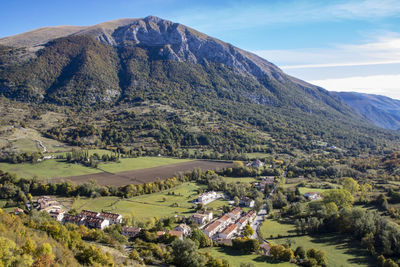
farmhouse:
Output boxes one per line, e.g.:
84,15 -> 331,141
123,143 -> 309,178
37,196 -> 60,211
49,209 -> 65,222
219,224 -> 238,239
168,230 -> 184,240
99,211 -> 123,224
191,210 -> 213,225
304,192 -> 322,200
197,191 -> 222,205
122,226 -> 141,237
174,224 -> 192,236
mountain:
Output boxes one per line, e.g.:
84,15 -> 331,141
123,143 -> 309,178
336,92 -> 400,131
0,16 -> 398,154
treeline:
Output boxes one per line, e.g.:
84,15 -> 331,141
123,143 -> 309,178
0,152 -> 43,164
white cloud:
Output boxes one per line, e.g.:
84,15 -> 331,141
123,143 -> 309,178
310,74 -> 400,99
254,35 -> 400,68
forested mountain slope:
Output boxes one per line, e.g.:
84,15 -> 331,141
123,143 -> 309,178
0,16 -> 398,154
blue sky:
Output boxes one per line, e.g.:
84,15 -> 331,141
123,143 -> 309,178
1,0 -> 400,99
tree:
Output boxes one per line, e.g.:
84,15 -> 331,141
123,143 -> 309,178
171,239 -> 206,267
342,178 -> 360,195
307,248 -> 327,267
243,224 -> 254,237
322,189 -> 353,209
191,228 -> 212,248
294,246 -> 306,259
234,196 -> 240,206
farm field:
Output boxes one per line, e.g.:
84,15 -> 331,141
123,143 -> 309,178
201,247 -> 295,267
71,182 -> 204,221
97,157 -> 192,173
261,219 -> 375,266
0,159 -> 101,179
58,160 -> 233,186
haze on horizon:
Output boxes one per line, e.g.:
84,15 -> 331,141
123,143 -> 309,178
1,0 -> 399,99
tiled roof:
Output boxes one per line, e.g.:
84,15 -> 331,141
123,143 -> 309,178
205,220 -> 222,232
80,210 -> 99,217
122,226 -> 141,233
168,230 -> 183,238
221,224 -> 237,235
99,211 -> 121,219
219,214 -> 231,222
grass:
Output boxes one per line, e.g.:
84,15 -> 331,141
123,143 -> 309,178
201,247 -> 295,267
245,152 -> 271,159
0,155 -> 192,180
98,157 -> 192,173
260,219 -> 375,267
0,159 -> 101,179
260,219 -> 296,238
71,182 -> 204,221
221,177 -> 258,183
298,187 -> 329,195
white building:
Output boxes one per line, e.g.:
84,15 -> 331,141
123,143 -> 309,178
99,211 -> 123,224
197,191 -> 221,205
202,220 -> 223,238
219,224 -> 238,239
304,192 -> 322,200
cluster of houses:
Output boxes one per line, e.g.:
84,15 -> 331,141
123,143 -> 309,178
201,207 -> 256,240
63,210 -> 123,230
196,191 -> 223,205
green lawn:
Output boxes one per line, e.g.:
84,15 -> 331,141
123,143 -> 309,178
98,157 -> 192,173
201,247 -> 295,267
205,199 -> 231,211
0,156 -> 192,180
261,219 -> 375,266
260,219 -> 296,238
72,182 -> 204,221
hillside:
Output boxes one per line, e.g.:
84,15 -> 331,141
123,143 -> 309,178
337,92 -> 400,131
0,16 -> 399,155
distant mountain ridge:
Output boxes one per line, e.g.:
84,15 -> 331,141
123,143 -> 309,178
336,92 -> 400,131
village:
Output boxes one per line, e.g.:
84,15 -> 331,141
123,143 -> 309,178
22,171 -> 322,249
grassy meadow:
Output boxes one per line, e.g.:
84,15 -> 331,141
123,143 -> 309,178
71,182 -> 204,221
260,219 -> 375,267
201,247 -> 295,267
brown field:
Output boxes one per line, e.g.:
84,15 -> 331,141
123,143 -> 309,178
49,160 -> 233,186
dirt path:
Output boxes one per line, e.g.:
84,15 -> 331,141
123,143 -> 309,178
49,160 -> 233,186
